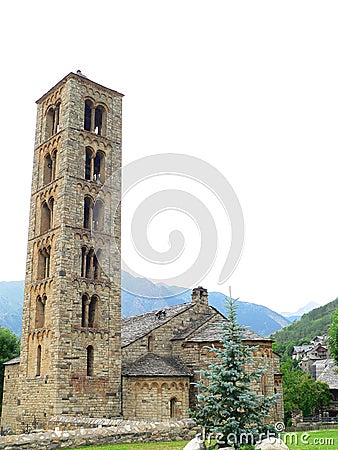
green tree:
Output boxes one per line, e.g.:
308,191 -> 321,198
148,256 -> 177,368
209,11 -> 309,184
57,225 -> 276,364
191,299 -> 278,449
281,358 -> 331,423
0,327 -> 20,412
328,308 -> 338,366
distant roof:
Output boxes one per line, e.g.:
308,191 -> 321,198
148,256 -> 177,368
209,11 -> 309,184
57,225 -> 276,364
3,356 -> 20,365
318,359 -> 338,389
293,345 -> 313,353
121,303 -> 194,347
122,353 -> 192,377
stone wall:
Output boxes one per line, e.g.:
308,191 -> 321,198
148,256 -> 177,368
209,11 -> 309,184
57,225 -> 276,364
0,419 -> 197,450
122,376 -> 190,421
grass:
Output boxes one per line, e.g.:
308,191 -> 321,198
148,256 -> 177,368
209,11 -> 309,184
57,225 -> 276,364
67,429 -> 338,449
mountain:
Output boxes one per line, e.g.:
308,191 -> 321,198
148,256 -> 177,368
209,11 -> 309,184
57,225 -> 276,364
271,297 -> 338,347
122,273 -> 290,336
0,274 -> 290,337
281,301 -> 320,322
0,281 -> 24,335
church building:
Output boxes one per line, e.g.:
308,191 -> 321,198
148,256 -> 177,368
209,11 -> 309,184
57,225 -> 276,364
1,73 -> 283,432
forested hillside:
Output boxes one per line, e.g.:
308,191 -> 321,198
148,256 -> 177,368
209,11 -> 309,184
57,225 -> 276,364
271,297 -> 338,357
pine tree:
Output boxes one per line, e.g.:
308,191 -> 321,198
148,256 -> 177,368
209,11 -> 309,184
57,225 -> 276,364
191,298 -> 279,449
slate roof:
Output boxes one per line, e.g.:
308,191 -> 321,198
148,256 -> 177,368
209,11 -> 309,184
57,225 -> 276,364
3,356 -> 20,365
171,313 -> 216,340
317,359 -> 338,389
185,317 -> 268,343
122,352 -> 193,377
121,303 -> 194,347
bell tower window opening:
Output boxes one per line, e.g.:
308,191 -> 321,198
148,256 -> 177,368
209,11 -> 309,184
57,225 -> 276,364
88,295 -> 98,328
93,249 -> 101,279
94,106 -> 105,135
51,149 -> 57,180
84,196 -> 93,229
41,198 -> 54,234
35,295 -> 46,328
38,247 -> 50,280
93,199 -> 104,231
94,151 -> 105,183
81,294 -> 90,327
81,247 -> 87,277
46,102 -> 60,139
43,154 -> 52,185
85,147 -> 93,180
84,100 -> 94,131
85,248 -> 94,278
87,345 -> 94,376
36,345 -> 42,376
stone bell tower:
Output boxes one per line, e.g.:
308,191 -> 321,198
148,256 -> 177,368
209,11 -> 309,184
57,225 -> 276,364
1,72 -> 123,431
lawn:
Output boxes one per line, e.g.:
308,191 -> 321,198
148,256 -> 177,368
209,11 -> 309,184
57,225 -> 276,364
67,429 -> 338,449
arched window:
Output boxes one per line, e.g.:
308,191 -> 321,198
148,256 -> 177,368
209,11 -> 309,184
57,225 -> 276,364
35,295 -> 46,328
38,247 -> 50,280
46,103 -> 60,138
93,249 -> 101,279
43,154 -> 52,185
147,335 -> 154,352
83,196 -> 93,229
83,100 -> 106,136
87,345 -> 94,376
88,295 -> 98,328
82,294 -> 99,328
94,151 -> 105,183
93,199 -> 104,231
51,149 -> 57,180
85,147 -> 93,180
94,106 -> 105,135
81,294 -> 90,327
81,247 -> 87,277
41,201 -> 51,233
169,398 -> 177,419
36,345 -> 42,376
84,100 -> 94,131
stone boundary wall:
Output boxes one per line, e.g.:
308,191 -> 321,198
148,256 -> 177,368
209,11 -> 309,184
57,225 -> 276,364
287,422 -> 338,432
0,419 -> 198,450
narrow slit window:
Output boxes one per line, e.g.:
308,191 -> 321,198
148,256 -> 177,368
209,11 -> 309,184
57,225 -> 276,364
87,345 -> 94,376
36,345 -> 42,376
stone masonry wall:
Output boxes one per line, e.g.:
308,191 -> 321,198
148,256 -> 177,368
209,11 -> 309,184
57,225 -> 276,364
0,420 -> 197,450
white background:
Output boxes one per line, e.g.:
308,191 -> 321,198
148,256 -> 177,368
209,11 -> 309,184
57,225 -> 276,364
1,1 -> 338,313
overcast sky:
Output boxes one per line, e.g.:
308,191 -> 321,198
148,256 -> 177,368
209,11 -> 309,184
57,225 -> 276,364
1,1 -> 338,314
